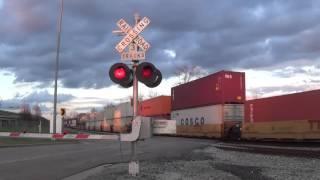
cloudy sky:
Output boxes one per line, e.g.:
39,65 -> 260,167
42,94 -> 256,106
0,0 -> 320,114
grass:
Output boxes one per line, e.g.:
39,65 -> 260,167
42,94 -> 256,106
0,137 -> 78,146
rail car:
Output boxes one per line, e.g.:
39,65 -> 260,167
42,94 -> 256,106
242,90 -> 320,140
64,102 -> 134,133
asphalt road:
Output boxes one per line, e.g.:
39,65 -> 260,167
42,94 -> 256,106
0,137 -> 213,180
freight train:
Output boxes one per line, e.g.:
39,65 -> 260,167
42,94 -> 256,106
63,70 -> 320,140
64,102 -> 134,133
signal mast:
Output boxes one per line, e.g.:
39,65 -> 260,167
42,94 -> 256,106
111,13 -> 161,176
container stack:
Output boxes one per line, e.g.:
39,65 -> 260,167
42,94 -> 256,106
81,102 -> 133,133
139,96 -> 176,135
102,105 -> 116,132
171,70 -> 245,138
139,96 -> 171,120
243,90 -> 320,140
113,102 -> 133,132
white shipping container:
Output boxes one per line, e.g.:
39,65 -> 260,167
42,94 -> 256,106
171,104 -> 244,126
85,121 -> 89,130
153,120 -> 176,135
113,102 -> 133,130
96,112 -> 104,121
114,102 -> 133,118
104,105 -> 116,119
94,120 -> 101,130
103,102 -> 133,121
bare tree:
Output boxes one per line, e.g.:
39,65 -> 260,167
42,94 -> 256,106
174,65 -> 207,85
69,110 -> 78,118
91,107 -> 97,113
32,104 -> 42,117
20,103 -> 31,114
127,93 -> 144,104
104,103 -> 115,111
250,88 -> 263,99
20,103 -> 32,121
147,90 -> 159,99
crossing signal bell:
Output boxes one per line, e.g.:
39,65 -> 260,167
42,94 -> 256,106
109,62 -> 162,88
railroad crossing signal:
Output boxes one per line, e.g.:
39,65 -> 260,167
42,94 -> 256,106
110,13 -> 161,176
116,18 -> 150,52
111,13 -> 162,88
115,17 -> 151,53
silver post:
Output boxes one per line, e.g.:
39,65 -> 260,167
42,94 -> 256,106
39,118 -> 42,133
132,62 -> 138,159
53,0 -> 64,134
128,13 -> 141,176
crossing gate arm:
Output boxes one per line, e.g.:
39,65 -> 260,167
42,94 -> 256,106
0,132 -> 119,140
0,116 -> 146,141
0,132 -> 53,139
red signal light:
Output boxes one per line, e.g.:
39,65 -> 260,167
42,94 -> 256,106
109,62 -> 161,88
114,67 -> 126,80
142,66 -> 152,78
136,62 -> 162,88
109,63 -> 133,88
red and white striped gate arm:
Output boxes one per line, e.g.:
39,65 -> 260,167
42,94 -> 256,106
0,132 -> 119,140
0,116 -> 143,141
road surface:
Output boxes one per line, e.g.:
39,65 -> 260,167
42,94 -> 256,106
1,137 -> 320,180
0,137 -> 212,180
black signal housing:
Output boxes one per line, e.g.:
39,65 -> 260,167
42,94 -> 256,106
136,62 -> 162,88
109,63 -> 133,88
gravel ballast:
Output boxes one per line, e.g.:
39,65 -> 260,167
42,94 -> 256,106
82,144 -> 320,180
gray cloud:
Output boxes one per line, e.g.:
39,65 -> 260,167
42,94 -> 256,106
0,90 -> 74,110
273,66 -> 320,78
1,0 -> 320,89
250,85 -> 306,95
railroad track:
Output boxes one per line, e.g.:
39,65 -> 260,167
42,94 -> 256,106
214,141 -> 320,158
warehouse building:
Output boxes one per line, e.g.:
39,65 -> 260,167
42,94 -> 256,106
0,110 -> 20,130
0,110 -> 50,133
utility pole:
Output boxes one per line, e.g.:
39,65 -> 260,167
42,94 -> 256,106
53,0 -> 64,134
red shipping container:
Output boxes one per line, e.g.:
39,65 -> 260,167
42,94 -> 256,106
171,70 -> 245,110
139,96 -> 171,117
245,89 -> 320,123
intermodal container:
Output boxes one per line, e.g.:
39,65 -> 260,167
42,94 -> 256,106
153,120 -> 176,135
171,70 -> 245,111
104,105 -> 116,120
139,96 -> 171,117
171,104 -> 244,137
245,89 -> 320,123
113,102 -> 133,132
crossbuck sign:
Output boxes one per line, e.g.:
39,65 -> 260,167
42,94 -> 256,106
114,16 -> 151,60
